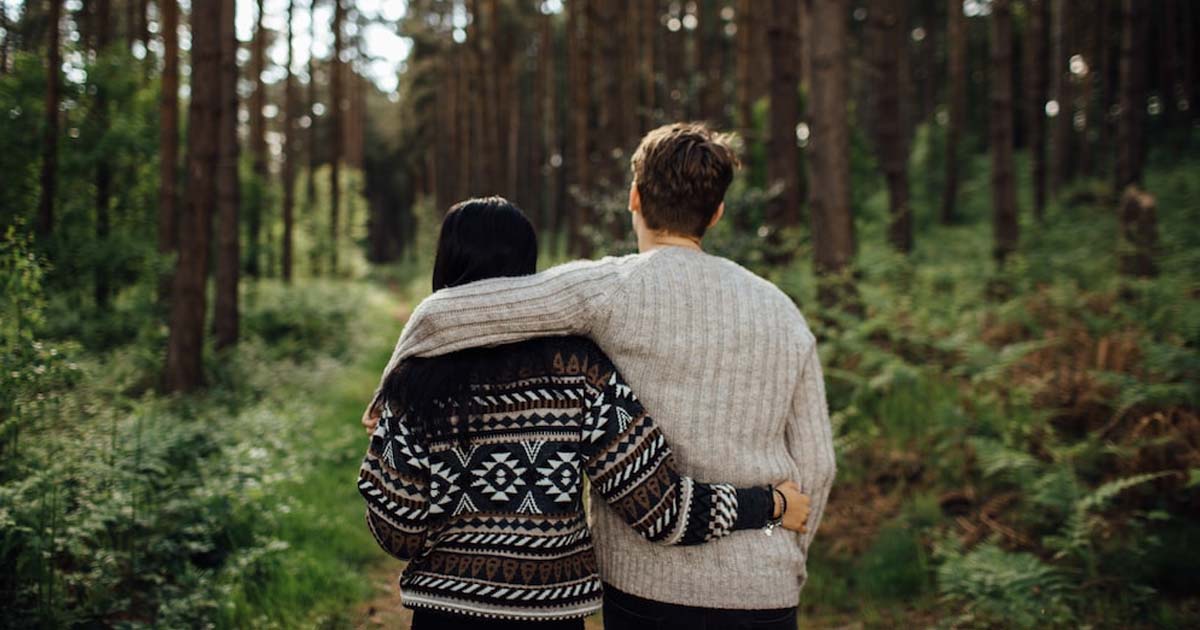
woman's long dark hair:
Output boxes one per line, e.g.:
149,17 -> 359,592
380,197 -> 538,443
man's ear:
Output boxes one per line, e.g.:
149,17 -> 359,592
629,182 -> 641,214
708,202 -> 725,228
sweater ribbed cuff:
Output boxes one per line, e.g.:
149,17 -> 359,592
732,486 -> 773,530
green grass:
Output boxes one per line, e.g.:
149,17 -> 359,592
222,332 -> 398,628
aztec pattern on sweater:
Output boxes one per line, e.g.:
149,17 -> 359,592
358,337 -> 768,621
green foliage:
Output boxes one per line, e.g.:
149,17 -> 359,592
936,542 -> 1075,629
0,279 -> 397,627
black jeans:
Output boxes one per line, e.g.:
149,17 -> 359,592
411,608 -> 585,630
602,583 -> 797,630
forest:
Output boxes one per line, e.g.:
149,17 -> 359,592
1,0 -> 1198,627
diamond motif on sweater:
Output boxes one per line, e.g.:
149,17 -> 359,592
471,452 -> 528,501
427,461 -> 461,515
536,452 -> 580,503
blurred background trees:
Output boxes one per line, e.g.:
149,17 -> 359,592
1,0 -> 1198,627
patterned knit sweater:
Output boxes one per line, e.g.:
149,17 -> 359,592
358,337 -> 773,621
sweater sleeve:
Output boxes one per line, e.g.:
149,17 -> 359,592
785,336 -> 838,552
580,360 -> 774,546
358,404 -> 431,561
366,256 -> 641,416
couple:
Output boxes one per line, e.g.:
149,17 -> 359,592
358,123 -> 836,630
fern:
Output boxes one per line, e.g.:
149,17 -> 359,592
937,543 -> 1075,629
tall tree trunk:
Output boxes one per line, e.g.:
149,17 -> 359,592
282,0 -> 296,282
94,0 -> 113,309
1026,0 -> 1049,220
941,0 -> 965,224
1114,0 -> 1146,189
697,0 -> 726,125
990,0 -> 1019,265
808,0 -> 856,307
542,13 -> 561,238
247,0 -> 267,277
530,11 -> 549,231
767,0 -> 801,229
869,0 -> 911,252
214,0 -> 239,349
640,0 -> 658,133
1049,0 -> 1074,194
306,0 -> 319,275
329,0 -> 344,273
137,0 -> 148,51
157,0 -> 179,289
567,0 -> 592,257
663,0 -> 686,120
735,0 -> 756,144
1160,0 -> 1179,143
165,0 -> 219,392
37,0 -> 61,237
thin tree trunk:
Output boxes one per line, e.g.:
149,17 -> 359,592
941,0 -> 965,224
1027,0 -> 1048,220
307,0 -> 318,274
1114,0 -> 1146,189
567,0 -> 592,257
157,0 -> 179,291
282,0 -> 296,282
248,0 -> 267,277
165,0 -> 219,392
1049,0 -> 1074,194
767,0 -> 801,229
736,0 -> 755,144
329,0 -> 344,273
94,0 -> 113,309
698,0 -> 725,125
214,0 -> 239,349
640,0 -> 657,133
37,0 -> 61,237
990,0 -> 1019,265
870,0 -> 911,252
808,0 -> 856,307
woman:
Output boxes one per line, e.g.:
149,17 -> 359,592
358,197 -> 809,629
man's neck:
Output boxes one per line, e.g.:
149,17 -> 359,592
638,231 -> 703,253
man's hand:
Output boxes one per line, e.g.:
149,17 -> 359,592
361,404 -> 381,435
772,480 -> 812,533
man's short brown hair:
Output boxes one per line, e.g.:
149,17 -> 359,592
630,122 -> 739,238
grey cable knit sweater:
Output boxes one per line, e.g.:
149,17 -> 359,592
372,246 -> 836,610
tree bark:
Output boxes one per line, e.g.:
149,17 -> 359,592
1026,0 -> 1049,220
1049,0 -> 1074,194
869,0 -> 911,252
165,0 -> 219,392
736,0 -> 755,144
329,0 -> 344,273
990,0 -> 1019,265
697,0 -> 726,125
214,0 -> 239,349
247,0 -> 267,277
808,0 -> 856,307
307,0 -> 319,274
94,0 -> 113,309
157,0 -> 179,287
37,0 -> 61,237
640,0 -> 658,133
941,0 -> 965,224
767,0 -> 801,229
567,0 -> 592,257
282,0 -> 296,282
1114,0 -> 1145,189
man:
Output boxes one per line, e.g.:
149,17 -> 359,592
364,123 -> 836,629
